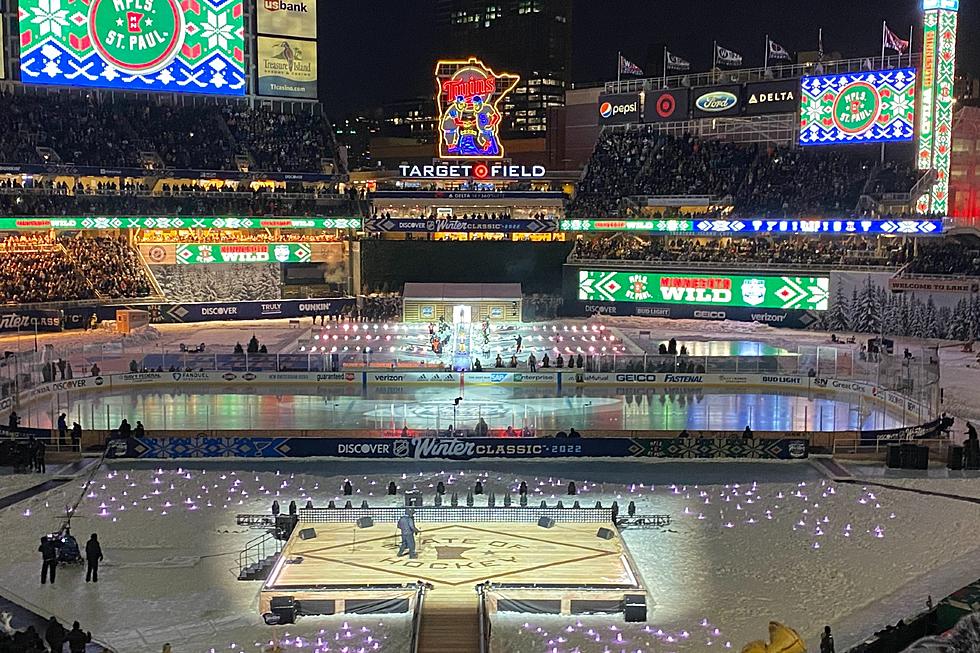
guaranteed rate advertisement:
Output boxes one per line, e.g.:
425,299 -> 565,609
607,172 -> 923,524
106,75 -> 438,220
578,270 -> 830,311
800,68 -> 916,145
18,0 -> 246,95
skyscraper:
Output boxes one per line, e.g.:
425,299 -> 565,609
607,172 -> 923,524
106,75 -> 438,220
436,0 -> 572,136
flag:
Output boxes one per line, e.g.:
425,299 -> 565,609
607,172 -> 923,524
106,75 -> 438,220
818,28 -> 824,61
619,55 -> 644,76
715,44 -> 742,67
665,51 -> 691,71
883,23 -> 910,53
768,39 -> 791,61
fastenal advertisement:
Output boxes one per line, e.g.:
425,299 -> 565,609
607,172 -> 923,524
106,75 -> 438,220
256,36 -> 317,98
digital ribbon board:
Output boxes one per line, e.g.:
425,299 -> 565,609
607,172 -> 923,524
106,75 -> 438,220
559,218 -> 942,236
0,217 -> 361,231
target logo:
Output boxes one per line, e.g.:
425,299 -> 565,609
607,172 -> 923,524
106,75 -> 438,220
656,93 -> 677,118
472,163 -> 490,179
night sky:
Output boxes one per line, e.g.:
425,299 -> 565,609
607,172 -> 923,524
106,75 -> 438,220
316,0 -> 980,114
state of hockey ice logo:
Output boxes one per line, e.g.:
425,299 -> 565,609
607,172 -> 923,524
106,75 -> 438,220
625,274 -> 652,301
274,245 -> 291,262
741,279 -> 767,306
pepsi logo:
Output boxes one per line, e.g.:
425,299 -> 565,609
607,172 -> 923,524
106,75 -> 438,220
599,102 -> 613,118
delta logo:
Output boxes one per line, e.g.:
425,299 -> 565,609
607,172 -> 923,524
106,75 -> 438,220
264,0 -> 309,12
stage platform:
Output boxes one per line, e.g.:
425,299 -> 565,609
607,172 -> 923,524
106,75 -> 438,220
260,508 -> 646,650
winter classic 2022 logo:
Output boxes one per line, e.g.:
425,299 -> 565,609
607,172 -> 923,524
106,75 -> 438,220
89,0 -> 185,75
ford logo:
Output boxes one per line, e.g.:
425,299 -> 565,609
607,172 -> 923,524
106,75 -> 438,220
696,91 -> 738,112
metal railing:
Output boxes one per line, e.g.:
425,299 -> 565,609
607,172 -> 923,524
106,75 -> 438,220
477,582 -> 491,653
297,506 -> 616,524
410,581 -> 429,653
568,256 -> 900,273
831,437 -> 951,459
238,531 -> 281,578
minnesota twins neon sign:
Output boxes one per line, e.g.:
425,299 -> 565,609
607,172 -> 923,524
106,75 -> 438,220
435,58 -> 520,159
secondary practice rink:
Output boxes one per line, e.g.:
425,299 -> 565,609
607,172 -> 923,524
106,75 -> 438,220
33,383 -> 903,432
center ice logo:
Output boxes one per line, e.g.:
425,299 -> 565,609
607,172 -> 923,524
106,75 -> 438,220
833,81 -> 881,134
89,0 -> 185,75
740,278 -> 767,306
625,274 -> 652,301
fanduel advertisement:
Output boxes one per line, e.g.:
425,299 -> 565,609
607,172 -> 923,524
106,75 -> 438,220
597,92 -> 641,125
800,68 -> 916,145
18,0 -> 246,95
256,0 -> 316,39
643,88 -> 690,122
578,270 -> 830,311
691,85 -> 742,117
744,79 -> 799,115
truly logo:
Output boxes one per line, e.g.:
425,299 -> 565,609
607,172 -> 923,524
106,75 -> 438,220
89,0 -> 185,75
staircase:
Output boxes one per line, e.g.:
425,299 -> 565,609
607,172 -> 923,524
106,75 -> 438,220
452,320 -> 473,371
238,532 -> 282,581
416,589 -> 482,653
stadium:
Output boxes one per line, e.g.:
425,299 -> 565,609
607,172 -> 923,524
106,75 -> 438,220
0,1 -> 980,652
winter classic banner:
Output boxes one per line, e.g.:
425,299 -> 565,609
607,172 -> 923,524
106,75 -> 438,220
578,271 -> 830,311
799,68 -> 916,145
18,0 -> 246,95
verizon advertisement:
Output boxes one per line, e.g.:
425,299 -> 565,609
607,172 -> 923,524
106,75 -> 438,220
744,80 -> 799,115
597,93 -> 641,125
644,88 -> 690,122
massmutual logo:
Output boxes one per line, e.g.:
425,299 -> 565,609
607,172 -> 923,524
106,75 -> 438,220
89,0 -> 184,75
695,91 -> 738,113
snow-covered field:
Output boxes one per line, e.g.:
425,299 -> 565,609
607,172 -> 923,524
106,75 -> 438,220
0,461 -> 978,653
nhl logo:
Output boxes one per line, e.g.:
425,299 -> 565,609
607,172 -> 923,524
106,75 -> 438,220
741,279 -> 767,306
392,440 -> 410,458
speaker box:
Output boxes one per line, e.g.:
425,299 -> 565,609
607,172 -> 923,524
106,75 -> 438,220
537,516 -> 555,529
886,445 -> 902,468
270,596 -> 296,624
404,490 -> 422,507
298,528 -> 317,540
948,445 -> 964,470
596,527 -> 615,540
356,517 -> 374,529
624,594 -> 646,622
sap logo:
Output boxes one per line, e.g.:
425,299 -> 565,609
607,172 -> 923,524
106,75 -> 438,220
201,307 -> 238,316
599,100 -> 637,118
489,373 -> 508,383
693,310 -> 727,319
751,313 -> 786,323
696,91 -> 738,112
615,374 -> 657,382
762,376 -> 801,385
664,374 -> 703,383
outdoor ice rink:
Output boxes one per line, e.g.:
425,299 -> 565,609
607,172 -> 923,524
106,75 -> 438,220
31,384 -> 904,433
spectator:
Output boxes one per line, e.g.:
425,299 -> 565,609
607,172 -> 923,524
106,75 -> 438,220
45,616 -> 67,653
66,621 -> 91,653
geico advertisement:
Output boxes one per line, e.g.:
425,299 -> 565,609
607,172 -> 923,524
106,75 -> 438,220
257,37 -> 318,99
257,0 -> 317,38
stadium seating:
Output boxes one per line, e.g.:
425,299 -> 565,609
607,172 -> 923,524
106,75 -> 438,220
569,127 -> 921,217
0,91 -> 337,174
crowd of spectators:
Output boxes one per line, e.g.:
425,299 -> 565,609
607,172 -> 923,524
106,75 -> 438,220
0,235 -> 155,304
360,294 -> 402,322
905,240 -> 980,276
569,127 -> 920,217
0,91 -> 337,174
570,234 -> 912,268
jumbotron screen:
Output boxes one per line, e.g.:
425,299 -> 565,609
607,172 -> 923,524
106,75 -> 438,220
799,68 -> 916,145
578,271 -> 830,311
18,0 -> 246,95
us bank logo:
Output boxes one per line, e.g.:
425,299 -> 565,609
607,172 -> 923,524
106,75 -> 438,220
89,0 -> 185,75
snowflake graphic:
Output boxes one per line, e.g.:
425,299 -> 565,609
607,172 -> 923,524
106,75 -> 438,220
802,97 -> 827,125
887,91 -> 913,119
30,0 -> 69,38
201,10 -> 233,50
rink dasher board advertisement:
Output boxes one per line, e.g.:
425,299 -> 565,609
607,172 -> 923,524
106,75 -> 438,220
572,300 -> 821,329
107,435 -> 810,461
64,298 -> 355,328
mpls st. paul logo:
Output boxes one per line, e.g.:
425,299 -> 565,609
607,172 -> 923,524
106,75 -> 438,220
89,0 -> 185,75
435,58 -> 519,159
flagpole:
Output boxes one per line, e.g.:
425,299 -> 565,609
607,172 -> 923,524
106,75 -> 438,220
818,28 -> 823,61
712,40 -> 717,74
881,21 -> 886,67
663,46 -> 668,89
908,25 -> 914,67
617,51 -> 621,84
764,34 -> 769,70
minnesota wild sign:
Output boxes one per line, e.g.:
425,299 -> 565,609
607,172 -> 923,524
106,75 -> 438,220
19,0 -> 245,94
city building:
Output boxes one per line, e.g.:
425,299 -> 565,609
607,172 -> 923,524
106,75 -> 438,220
435,0 -> 573,135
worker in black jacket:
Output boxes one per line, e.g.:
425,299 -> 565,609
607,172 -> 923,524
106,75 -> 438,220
66,621 -> 91,653
85,533 -> 103,583
45,616 -> 67,653
38,536 -> 58,584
